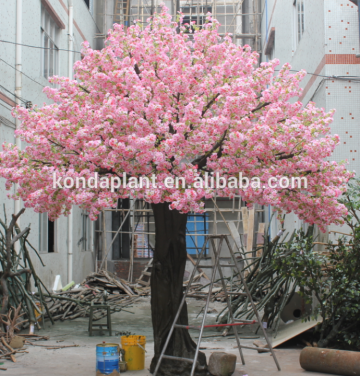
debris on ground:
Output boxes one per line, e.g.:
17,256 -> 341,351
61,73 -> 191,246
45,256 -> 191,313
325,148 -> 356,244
42,270 -> 140,322
135,260 -> 225,299
24,340 -> 79,350
252,340 -> 269,353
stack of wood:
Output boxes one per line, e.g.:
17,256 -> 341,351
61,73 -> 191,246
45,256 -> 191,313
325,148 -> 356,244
43,270 -> 139,322
83,270 -> 135,296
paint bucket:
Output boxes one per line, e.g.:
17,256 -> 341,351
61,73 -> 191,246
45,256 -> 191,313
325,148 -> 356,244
121,335 -> 146,371
96,343 -> 120,376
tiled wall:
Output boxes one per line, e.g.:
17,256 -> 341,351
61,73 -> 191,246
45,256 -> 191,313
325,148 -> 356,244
325,0 -> 360,175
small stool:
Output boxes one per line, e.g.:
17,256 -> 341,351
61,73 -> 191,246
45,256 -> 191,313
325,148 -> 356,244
88,302 -> 112,336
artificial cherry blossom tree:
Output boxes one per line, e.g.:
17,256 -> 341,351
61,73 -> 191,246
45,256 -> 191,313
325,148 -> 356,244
0,9 -> 352,376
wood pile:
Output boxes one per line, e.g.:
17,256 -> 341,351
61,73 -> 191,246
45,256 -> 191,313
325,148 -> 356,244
185,281 -> 236,302
133,259 -> 229,298
42,270 -> 140,322
0,305 -> 30,363
0,209 -> 53,327
84,270 -> 136,296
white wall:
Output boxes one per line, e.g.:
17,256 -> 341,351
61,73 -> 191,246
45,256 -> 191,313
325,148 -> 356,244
261,0 -> 360,239
0,0 -> 102,289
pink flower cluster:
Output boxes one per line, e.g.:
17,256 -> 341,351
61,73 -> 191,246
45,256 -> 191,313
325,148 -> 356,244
0,8 -> 353,230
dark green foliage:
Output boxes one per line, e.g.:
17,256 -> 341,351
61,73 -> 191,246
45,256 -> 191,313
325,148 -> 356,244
274,178 -> 360,349
221,178 -> 360,350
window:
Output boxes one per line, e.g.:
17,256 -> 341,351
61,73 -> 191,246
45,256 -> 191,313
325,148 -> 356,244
39,213 -> 56,253
110,200 -> 154,260
293,0 -> 305,50
186,213 -> 209,256
84,0 -> 94,15
132,201 -> 154,259
181,6 -> 212,32
111,199 -> 131,259
79,210 -> 91,251
41,6 -> 59,79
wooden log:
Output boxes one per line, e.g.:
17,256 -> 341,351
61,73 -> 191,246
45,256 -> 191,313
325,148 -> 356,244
1,338 -> 16,362
102,271 -> 133,296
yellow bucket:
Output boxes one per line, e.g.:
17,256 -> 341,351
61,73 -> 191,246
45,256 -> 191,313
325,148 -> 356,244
121,335 -> 146,371
34,303 -> 43,323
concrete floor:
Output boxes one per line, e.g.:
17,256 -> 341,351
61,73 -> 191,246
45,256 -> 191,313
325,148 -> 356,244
5,297 -> 335,376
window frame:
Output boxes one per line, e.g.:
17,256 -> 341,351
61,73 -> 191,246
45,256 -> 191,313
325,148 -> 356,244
181,6 -> 213,32
293,0 -> 305,52
83,0 -> 94,15
80,210 -> 91,251
39,213 -> 57,253
186,212 -> 209,257
41,6 -> 59,79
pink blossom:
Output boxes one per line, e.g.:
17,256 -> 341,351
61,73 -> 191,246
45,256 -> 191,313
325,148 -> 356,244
0,8 -> 353,231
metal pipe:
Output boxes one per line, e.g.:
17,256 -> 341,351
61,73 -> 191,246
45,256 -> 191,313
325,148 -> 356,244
102,210 -> 107,271
213,237 -> 245,365
190,237 -> 223,376
128,199 -> 136,282
242,0 -> 250,45
67,0 -> 74,284
14,0 -> 22,239
300,347 -> 360,376
182,321 -> 256,330
224,235 -> 281,371
68,0 -> 74,80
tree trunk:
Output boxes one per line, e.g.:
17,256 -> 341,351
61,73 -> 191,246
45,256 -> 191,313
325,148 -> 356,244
149,203 -> 207,376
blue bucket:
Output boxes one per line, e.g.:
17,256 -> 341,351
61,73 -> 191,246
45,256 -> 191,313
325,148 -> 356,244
96,343 -> 120,375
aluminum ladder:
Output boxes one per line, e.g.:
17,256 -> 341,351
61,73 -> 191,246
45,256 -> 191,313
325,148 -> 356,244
153,234 -> 281,376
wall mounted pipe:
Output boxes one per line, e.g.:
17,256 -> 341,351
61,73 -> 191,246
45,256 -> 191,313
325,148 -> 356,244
14,0 -> 22,232
67,0 -> 74,284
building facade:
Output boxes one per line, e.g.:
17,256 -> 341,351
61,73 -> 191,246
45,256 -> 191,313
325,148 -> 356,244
261,0 -> 360,239
0,0 -> 103,289
2,0 -> 357,287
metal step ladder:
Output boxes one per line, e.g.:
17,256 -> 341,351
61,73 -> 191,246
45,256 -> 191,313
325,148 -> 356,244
153,234 -> 281,376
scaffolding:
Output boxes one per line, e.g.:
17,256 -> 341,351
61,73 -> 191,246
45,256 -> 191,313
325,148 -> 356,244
94,0 -> 264,281
105,0 -> 262,52
94,196 -> 266,282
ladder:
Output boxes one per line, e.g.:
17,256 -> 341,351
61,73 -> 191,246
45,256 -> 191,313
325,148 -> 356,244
153,234 -> 281,376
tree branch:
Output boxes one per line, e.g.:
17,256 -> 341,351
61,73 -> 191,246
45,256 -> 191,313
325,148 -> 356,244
275,151 -> 302,161
11,227 -> 30,246
79,85 -> 90,94
202,94 -> 220,117
192,130 -> 228,169
128,52 -> 141,77
8,269 -> 32,278
252,102 -> 271,113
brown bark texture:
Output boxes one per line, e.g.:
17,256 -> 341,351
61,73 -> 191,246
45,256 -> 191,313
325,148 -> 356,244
149,203 -> 207,376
